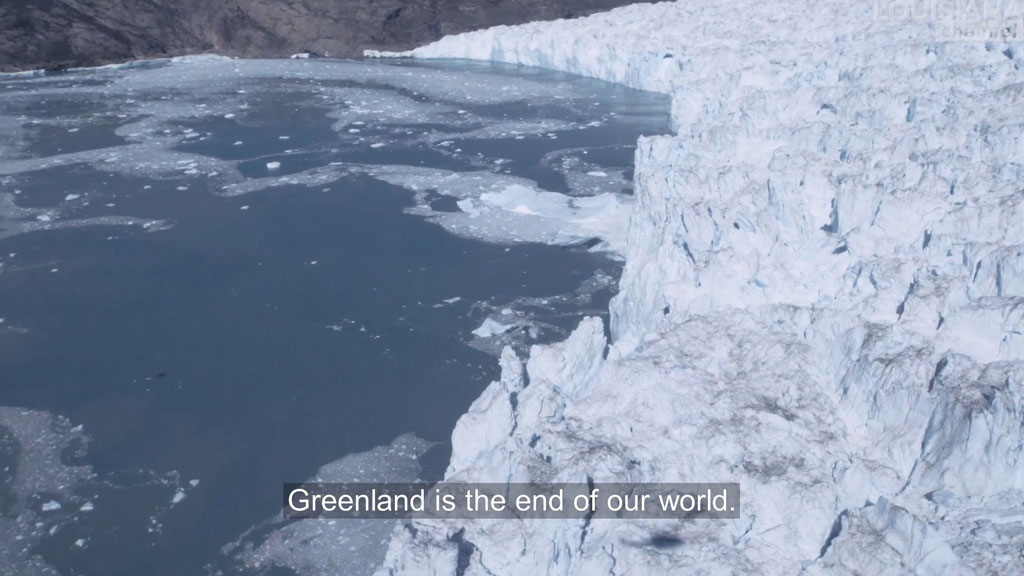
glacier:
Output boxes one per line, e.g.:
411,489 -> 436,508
368,1 -> 1024,574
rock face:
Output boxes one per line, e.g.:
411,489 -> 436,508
372,2 -> 1024,575
0,0 -> 650,72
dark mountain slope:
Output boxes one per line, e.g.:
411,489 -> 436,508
0,0 -> 649,72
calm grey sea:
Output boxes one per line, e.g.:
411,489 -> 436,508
0,57 -> 668,576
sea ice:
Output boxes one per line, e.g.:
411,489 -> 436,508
362,165 -> 631,255
0,408 -> 93,573
471,318 -> 513,338
223,434 -> 435,576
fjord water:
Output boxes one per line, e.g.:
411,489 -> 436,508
0,58 -> 668,575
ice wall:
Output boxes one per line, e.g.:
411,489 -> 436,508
369,1 -> 1023,574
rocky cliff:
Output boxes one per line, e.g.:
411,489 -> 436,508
0,0 -> 649,72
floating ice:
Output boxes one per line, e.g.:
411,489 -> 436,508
0,407 -> 93,574
266,161 -> 281,171
363,165 -> 631,255
0,188 -> 169,241
2,55 -> 653,235
471,318 -> 513,338
223,434 -> 435,576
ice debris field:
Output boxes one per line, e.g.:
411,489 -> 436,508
0,54 -> 669,575
0,57 -> 665,255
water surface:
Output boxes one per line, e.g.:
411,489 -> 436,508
0,56 -> 669,576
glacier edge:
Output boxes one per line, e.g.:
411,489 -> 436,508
370,1 -> 1023,574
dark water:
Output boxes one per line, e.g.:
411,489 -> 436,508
0,57 -> 669,575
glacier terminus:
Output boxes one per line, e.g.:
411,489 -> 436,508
369,1 -> 1024,574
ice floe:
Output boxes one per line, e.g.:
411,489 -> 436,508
363,165 -> 631,255
222,434 -> 435,576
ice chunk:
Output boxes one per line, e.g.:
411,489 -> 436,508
362,166 -> 631,254
472,318 -> 513,338
266,162 -> 281,171
510,204 -> 536,215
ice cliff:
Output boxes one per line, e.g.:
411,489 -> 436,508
369,1 -> 1023,573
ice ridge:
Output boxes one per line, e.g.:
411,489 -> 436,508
369,2 -> 1023,574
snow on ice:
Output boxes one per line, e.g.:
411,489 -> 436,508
370,1 -> 1024,575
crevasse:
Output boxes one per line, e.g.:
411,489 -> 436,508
368,1 -> 1023,574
